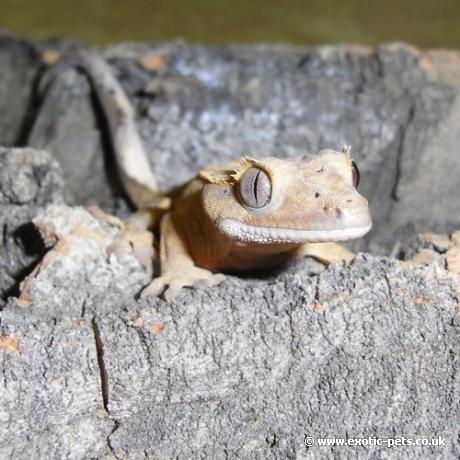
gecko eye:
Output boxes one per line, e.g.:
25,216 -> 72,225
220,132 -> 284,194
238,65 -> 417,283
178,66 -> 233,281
238,167 -> 272,208
351,161 -> 360,188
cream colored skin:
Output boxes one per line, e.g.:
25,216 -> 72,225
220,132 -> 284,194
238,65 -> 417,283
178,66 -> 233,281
141,152 -> 371,299
50,52 -> 372,300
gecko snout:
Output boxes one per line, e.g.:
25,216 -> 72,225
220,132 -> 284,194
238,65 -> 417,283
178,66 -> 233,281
337,195 -> 372,232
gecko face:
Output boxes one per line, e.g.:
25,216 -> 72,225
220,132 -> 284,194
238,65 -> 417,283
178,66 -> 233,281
201,150 -> 372,245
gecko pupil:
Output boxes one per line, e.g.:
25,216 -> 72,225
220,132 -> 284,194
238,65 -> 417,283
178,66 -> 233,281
351,161 -> 360,188
253,171 -> 259,199
239,167 -> 272,208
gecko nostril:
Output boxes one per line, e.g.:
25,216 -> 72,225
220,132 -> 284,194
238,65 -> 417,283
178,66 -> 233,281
322,205 -> 342,217
315,192 -> 320,198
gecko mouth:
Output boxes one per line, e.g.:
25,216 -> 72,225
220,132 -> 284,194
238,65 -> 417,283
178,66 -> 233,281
219,218 -> 372,244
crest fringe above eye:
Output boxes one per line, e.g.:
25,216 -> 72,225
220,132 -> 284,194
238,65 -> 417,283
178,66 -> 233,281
199,157 -> 274,184
232,157 -> 275,180
342,145 -> 353,168
230,157 -> 257,181
199,167 -> 237,184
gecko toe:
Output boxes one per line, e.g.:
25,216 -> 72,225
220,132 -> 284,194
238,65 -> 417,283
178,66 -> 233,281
142,268 -> 226,300
140,277 -> 167,298
194,273 -> 226,288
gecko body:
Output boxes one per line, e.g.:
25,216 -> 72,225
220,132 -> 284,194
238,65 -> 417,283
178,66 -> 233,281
43,52 -> 372,300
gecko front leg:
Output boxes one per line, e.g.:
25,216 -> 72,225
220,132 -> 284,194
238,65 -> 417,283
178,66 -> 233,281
141,213 -> 225,300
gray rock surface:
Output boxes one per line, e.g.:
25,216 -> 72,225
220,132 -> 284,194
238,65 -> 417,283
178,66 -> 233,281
103,255 -> 460,460
0,147 -> 64,299
1,34 -> 460,459
0,309 -> 113,459
28,64 -> 123,208
0,34 -> 42,147
1,214 -> 459,458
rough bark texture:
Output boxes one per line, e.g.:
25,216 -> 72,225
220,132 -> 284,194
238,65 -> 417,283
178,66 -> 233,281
0,33 -> 459,459
0,147 -> 64,299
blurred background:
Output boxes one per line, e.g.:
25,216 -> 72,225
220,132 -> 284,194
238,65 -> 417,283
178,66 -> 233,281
1,0 -> 460,48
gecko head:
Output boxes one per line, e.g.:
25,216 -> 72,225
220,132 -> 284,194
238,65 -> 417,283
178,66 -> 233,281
199,149 -> 372,245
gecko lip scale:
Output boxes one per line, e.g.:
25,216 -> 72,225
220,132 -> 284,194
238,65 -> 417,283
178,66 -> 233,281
219,219 -> 372,244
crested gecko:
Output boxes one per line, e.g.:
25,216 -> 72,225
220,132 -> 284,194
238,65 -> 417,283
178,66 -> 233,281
41,51 -> 372,300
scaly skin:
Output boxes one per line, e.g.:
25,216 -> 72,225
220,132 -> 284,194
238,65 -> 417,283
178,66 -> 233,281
43,51 -> 372,300
142,151 -> 371,299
